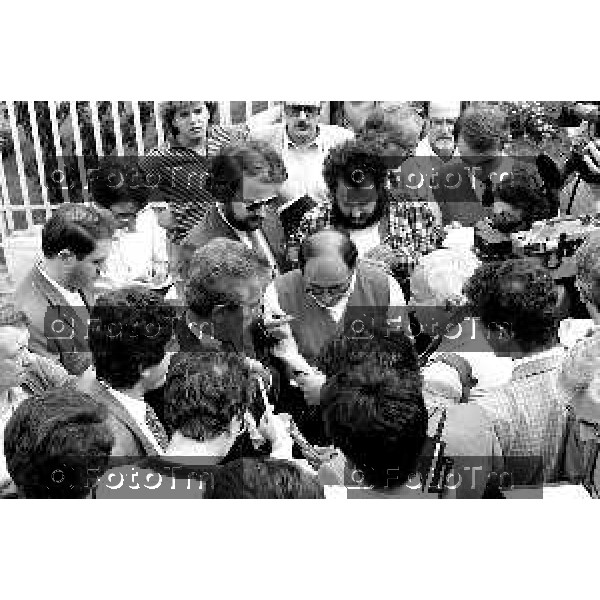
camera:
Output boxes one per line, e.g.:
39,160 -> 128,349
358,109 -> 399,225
511,215 -> 600,272
565,139 -> 600,185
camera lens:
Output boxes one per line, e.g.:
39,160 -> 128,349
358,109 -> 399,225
351,169 -> 365,185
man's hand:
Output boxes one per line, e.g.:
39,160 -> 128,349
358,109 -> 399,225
294,370 -> 327,406
583,139 -> 600,176
258,411 -> 294,459
246,358 -> 273,392
315,447 -> 347,486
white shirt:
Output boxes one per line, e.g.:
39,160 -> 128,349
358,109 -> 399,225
38,264 -> 86,307
348,222 -> 381,258
105,385 -> 164,455
249,123 -> 354,212
101,206 -> 168,286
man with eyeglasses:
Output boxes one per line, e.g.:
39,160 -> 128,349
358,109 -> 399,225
180,140 -> 290,289
416,102 -> 463,163
431,104 -> 514,227
262,230 -> 408,433
249,101 -> 354,240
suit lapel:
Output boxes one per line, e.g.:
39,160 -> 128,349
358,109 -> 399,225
212,205 -> 239,241
30,262 -> 89,348
81,376 -> 160,456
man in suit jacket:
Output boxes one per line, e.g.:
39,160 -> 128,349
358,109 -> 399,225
180,139 -> 290,280
432,105 -> 514,227
12,204 -> 117,375
72,286 -> 177,457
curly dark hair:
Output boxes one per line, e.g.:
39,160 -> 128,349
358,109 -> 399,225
495,161 -> 558,228
317,327 -> 427,489
205,139 -> 287,203
163,352 -> 255,442
88,157 -> 150,212
4,389 -> 115,499
460,105 -> 507,153
463,258 -> 561,352
205,457 -> 325,499
322,138 -> 389,196
160,101 -> 218,140
41,203 -> 117,260
185,238 -> 271,317
88,287 -> 176,390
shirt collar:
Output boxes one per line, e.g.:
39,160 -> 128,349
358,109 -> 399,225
103,382 -> 144,406
37,261 -> 85,305
511,346 -> 564,379
216,203 -> 248,238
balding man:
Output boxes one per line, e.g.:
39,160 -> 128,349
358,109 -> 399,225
416,101 -> 463,163
263,229 -> 407,375
431,105 -> 514,226
261,229 -> 408,441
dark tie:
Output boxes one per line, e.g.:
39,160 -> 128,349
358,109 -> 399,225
145,404 -> 169,451
481,177 -> 494,207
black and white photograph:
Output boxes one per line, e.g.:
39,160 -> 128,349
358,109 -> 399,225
2,99 -> 599,500
1,3 -> 598,598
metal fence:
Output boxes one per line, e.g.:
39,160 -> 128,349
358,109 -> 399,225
0,100 -> 278,265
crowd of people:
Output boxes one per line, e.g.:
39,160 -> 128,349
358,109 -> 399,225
1,99 -> 600,499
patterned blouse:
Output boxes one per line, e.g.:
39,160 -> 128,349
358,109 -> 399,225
140,125 -> 248,244
291,189 -> 443,277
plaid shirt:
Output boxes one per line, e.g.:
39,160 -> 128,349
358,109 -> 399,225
291,189 -> 443,276
474,350 -> 571,485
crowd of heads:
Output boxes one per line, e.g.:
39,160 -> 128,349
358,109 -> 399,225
2,99 -> 600,499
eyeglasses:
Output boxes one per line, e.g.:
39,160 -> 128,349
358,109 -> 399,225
242,196 -> 276,212
305,276 -> 353,298
285,105 -> 320,117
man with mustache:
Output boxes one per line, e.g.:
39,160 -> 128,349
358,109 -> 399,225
249,101 -> 354,239
290,136 -> 443,287
416,101 -> 463,163
432,104 -> 514,227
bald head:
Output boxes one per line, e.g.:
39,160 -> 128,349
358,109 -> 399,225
299,230 -> 358,273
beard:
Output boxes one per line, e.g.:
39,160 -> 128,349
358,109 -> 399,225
431,136 -> 456,159
331,196 -> 385,231
64,263 -> 93,292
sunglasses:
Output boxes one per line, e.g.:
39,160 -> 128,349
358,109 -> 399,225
305,276 -> 353,298
241,196 -> 276,212
285,105 -> 320,117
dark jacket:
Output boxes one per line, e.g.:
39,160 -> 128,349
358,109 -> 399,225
13,261 -> 93,375
180,204 -> 289,273
432,158 -> 495,226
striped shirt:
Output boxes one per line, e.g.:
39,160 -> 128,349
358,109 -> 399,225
140,125 -> 248,243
